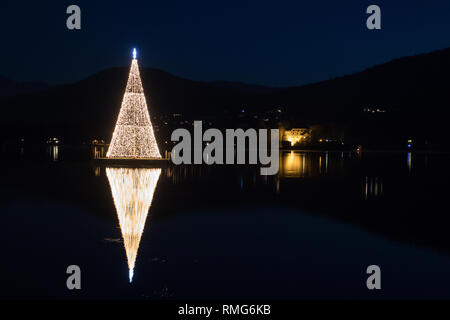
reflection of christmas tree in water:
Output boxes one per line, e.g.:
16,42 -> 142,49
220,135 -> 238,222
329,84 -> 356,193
106,167 -> 161,282
107,49 -> 161,158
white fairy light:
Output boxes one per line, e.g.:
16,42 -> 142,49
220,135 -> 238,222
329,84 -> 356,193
106,167 -> 162,283
106,51 -> 161,159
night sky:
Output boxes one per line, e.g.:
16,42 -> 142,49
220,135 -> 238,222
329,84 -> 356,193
2,0 -> 450,86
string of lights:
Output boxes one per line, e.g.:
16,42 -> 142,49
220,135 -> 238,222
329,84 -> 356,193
106,167 -> 162,282
106,51 -> 161,159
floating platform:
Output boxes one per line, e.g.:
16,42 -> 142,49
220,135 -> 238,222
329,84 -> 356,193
92,157 -> 171,168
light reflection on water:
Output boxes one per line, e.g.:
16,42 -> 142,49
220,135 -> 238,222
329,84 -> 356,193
407,152 -> 412,173
278,151 -> 345,178
15,145 -> 416,185
75,149 -> 420,284
48,145 -> 59,162
363,176 -> 383,200
4,146 -> 450,299
106,167 -> 161,282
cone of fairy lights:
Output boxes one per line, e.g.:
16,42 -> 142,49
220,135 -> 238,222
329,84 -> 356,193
106,49 -> 161,159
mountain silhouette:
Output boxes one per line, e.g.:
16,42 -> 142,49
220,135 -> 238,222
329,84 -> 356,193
2,47 -> 450,148
0,75 -> 50,99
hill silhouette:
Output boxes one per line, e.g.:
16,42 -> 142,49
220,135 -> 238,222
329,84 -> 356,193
1,47 -> 450,148
0,75 -> 50,99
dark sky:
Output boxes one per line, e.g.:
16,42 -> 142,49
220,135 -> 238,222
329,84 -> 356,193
1,0 -> 450,86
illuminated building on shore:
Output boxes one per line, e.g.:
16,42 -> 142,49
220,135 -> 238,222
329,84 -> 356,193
282,128 -> 311,146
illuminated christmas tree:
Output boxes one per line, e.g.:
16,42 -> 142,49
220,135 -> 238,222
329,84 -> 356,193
106,49 -> 161,158
106,167 -> 162,282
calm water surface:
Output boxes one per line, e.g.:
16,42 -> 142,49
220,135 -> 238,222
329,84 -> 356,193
1,146 -> 450,299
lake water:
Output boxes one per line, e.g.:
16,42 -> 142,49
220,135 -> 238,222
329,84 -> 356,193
2,145 -> 450,299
